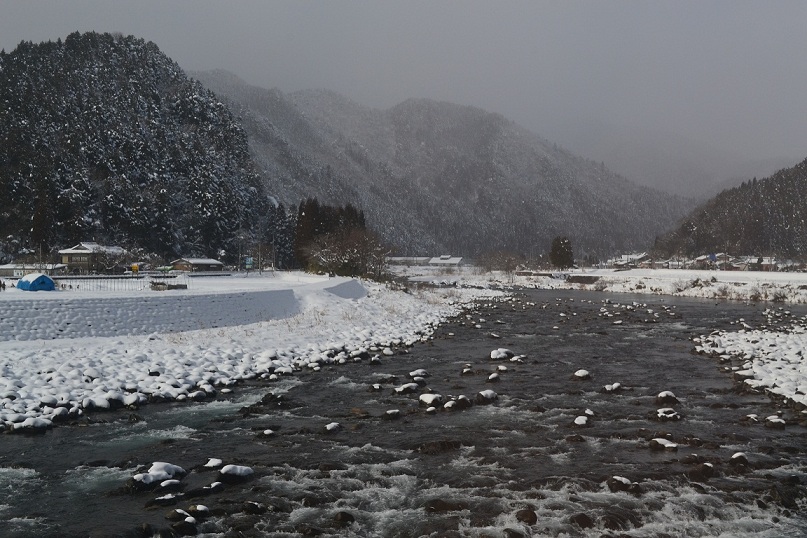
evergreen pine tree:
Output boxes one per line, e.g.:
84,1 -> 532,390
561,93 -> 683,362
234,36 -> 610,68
549,236 -> 574,269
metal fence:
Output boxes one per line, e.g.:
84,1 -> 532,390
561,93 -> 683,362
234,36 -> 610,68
52,273 -> 192,293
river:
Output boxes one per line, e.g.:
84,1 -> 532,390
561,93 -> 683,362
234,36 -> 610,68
1,289 -> 805,537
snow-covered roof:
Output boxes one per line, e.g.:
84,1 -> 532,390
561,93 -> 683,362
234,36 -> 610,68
0,263 -> 66,270
171,258 -> 224,265
607,252 -> 650,266
428,256 -> 463,266
386,257 -> 431,265
58,242 -> 126,255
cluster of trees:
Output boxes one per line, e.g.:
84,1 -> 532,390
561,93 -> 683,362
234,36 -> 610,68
293,198 -> 388,277
549,236 -> 575,269
477,235 -> 576,273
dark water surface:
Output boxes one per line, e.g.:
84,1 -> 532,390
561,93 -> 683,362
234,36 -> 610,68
1,289 -> 806,537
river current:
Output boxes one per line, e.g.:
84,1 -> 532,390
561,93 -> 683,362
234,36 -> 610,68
1,289 -> 805,537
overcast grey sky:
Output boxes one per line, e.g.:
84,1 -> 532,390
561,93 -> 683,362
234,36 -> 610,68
2,1 -> 806,185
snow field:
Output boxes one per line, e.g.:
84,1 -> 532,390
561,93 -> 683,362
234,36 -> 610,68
0,274 -> 502,430
0,288 -> 299,341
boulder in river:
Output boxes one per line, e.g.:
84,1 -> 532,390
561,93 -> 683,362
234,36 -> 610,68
649,438 -> 678,451
476,390 -> 498,405
515,508 -> 537,525
656,391 -> 680,405
218,464 -> 254,483
607,475 -> 641,494
572,369 -> 591,381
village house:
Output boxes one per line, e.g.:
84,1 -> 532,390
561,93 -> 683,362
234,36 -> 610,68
385,257 -> 432,266
428,255 -> 463,267
757,257 -> 779,272
58,242 -> 127,274
0,263 -> 67,277
607,252 -> 649,269
691,253 -> 730,269
661,259 -> 688,269
171,257 -> 225,272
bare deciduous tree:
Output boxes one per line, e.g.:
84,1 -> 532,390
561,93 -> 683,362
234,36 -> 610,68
304,229 -> 390,279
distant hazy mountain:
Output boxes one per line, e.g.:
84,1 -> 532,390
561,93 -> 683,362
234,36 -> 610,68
654,158 -> 807,258
195,70 -> 693,259
0,33 -> 269,262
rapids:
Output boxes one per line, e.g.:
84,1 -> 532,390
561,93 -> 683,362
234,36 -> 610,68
1,289 -> 805,537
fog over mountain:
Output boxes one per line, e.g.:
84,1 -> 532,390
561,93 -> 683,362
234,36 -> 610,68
2,2 -> 806,200
552,119 -> 796,198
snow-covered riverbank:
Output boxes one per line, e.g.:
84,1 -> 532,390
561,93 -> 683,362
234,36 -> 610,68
0,273 -> 501,431
399,265 -> 807,304
695,308 -> 807,412
4,265 -> 807,432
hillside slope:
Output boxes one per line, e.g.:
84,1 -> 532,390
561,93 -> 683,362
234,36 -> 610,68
196,70 -> 693,259
654,158 -> 807,258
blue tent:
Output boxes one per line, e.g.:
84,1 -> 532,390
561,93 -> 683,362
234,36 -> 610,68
17,273 -> 56,292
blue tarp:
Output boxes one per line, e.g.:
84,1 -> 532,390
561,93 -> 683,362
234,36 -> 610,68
17,273 -> 56,291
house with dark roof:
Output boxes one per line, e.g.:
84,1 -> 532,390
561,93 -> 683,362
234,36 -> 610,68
171,258 -> 225,272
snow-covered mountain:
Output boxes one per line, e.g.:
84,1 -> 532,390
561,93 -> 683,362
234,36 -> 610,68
0,33 -> 270,262
0,32 -> 692,264
195,70 -> 694,259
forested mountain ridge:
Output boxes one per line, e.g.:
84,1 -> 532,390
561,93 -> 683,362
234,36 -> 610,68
0,32 -> 271,262
196,70 -> 694,259
654,158 -> 807,259
0,32 -> 692,265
